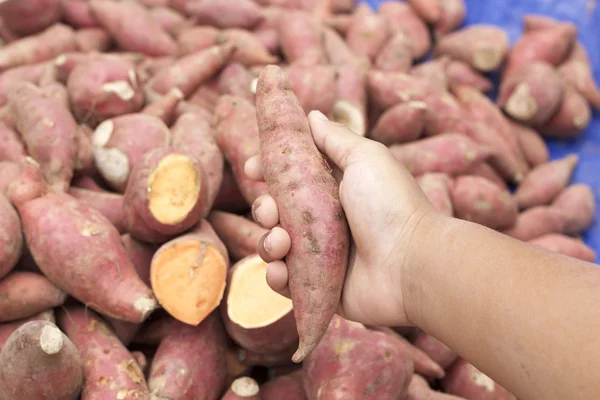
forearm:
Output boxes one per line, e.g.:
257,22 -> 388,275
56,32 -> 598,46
405,213 -> 600,400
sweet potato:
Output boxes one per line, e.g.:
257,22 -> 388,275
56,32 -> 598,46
529,234 -> 596,262
213,165 -> 250,213
89,0 -> 177,56
559,43 -> 600,110
389,134 -> 490,177
502,206 -> 567,241
285,64 -> 337,116
278,10 -> 327,65
222,377 -> 261,400
176,26 -> 220,55
92,113 -> 170,192
61,0 -> 99,28
412,331 -> 458,369
0,122 -> 26,162
375,32 -> 413,73
218,29 -> 279,66
0,161 -> 22,195
187,80 -> 221,112
0,0 -> 62,37
260,370 -> 306,400
512,122 -> 549,168
11,160 -> 158,322
331,62 -> 368,137
0,310 -> 55,351
0,197 -> 22,279
346,4 -> 389,61
467,163 -> 508,191
498,61 -> 564,126
371,102 -> 426,145
417,173 -> 454,217
131,351 -> 148,373
186,0 -> 263,29
218,63 -> 255,101
208,211 -> 267,261
171,112 -> 224,210
434,25 -> 509,72
10,82 -> 77,191
322,26 -> 364,67
446,60 -> 493,92
214,96 -> 269,205
451,175 -> 518,230
379,2 -> 431,59
146,43 -> 233,99
408,374 -> 466,400
0,320 -> 83,400
67,187 -> 126,233
149,6 -> 186,37
142,87 -> 184,125
70,174 -> 104,191
237,345 -> 297,368
407,0 -> 441,23
131,314 -> 176,346
67,56 -> 144,125
435,0 -> 466,35
0,62 -> 50,106
74,27 -> 111,52
515,154 -> 579,209
442,359 -> 516,400
58,307 -> 150,399
324,14 -> 351,36
552,184 -> 595,235
0,23 -> 76,73
411,57 -> 450,91
148,312 -> 228,400
537,86 -> 591,137
304,315 -> 413,399
256,65 -> 350,362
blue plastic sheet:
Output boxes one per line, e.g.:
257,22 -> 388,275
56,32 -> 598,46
361,0 -> 600,253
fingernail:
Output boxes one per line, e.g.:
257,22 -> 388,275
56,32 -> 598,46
263,234 -> 272,252
312,110 -> 329,121
252,201 -> 262,224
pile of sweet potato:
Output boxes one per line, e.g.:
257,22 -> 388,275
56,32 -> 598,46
0,0 -> 597,399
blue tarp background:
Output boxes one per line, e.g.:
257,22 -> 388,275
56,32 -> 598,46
362,0 -> 600,253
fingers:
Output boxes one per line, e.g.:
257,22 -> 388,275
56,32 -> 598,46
244,155 -> 264,181
266,260 -> 291,298
252,194 -> 279,228
258,227 -> 291,263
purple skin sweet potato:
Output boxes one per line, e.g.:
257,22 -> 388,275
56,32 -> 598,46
0,321 -> 83,400
61,0 -> 99,28
412,331 -> 458,370
142,87 -> 184,126
552,184 -> 596,235
58,307 -> 150,400
528,234 -> 596,263
122,147 -> 209,243
442,359 -> 517,400
89,0 -> 176,57
236,345 -> 296,368
213,165 -> 250,214
260,371 -> 306,400
10,82 -> 77,192
389,133 -> 491,177
332,62 -> 369,137
92,114 -> 170,192
67,56 -> 144,125
379,2 -> 431,59
512,122 -> 549,168
408,374 -> 466,400
0,62 -> 49,106
149,6 -> 186,37
186,0 -> 264,29
346,4 -> 389,62
218,63 -> 255,101
0,121 -> 26,162
121,234 -> 155,286
434,25 -> 509,72
67,187 -> 126,233
285,64 -> 337,116
411,57 -> 450,92
0,0 -> 62,37
0,161 -> 22,196
278,10 -> 328,65
502,206 -> 567,241
213,96 -> 270,205
219,29 -> 279,67
0,271 -> 65,322
559,43 -> 600,110
375,32 -> 413,73
0,310 -> 55,351
498,61 -> 564,126
515,154 -> 579,209
467,163 -> 508,191
176,26 -> 220,56
451,175 -> 518,230
407,0 -> 441,23
208,211 -> 268,261
148,313 -> 228,400
171,112 -> 224,212
222,377 -> 260,400
146,43 -> 234,99
187,80 -> 221,113
417,173 -> 454,217
371,101 -> 426,145
256,65 -> 350,362
0,23 -> 77,72
537,86 -> 591,138
74,28 -> 112,52
304,315 -> 414,399
446,60 -> 493,92
322,26 -> 365,67
435,0 -> 466,35
10,161 -> 158,323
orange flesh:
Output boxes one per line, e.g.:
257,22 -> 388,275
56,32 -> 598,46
227,255 -> 293,329
151,241 -> 227,325
148,153 -> 201,225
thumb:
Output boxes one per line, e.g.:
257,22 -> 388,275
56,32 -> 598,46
308,110 -> 376,171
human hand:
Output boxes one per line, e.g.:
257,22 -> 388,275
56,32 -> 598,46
245,111 -> 440,327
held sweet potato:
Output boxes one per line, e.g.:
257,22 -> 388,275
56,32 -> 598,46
208,211 -> 267,261
528,234 -> 596,263
10,82 -> 77,192
0,310 -> 55,351
537,86 -> 591,138
92,113 -> 171,192
515,154 -> 579,209
559,43 -> 600,110
304,315 -> 414,400
408,374 -> 466,400
217,29 -> 279,66
0,121 -> 25,162
442,359 -> 516,400
434,25 -> 509,72
379,2 -> 431,59
278,10 -> 327,65
435,0 -> 467,35
260,370 -> 306,400
222,377 -> 261,400
0,0 -> 62,37
502,206 -> 567,241
285,64 -> 337,116
346,4 -> 389,62
388,134 -> 491,177
450,175 -> 518,230
0,321 -> 83,400
58,307 -> 150,399
331,62 -> 368,137
552,184 -> 596,235
89,0 -> 177,56
67,187 -> 126,233
150,220 -> 228,326
446,60 -> 493,92
10,160 -> 158,323
512,122 -> 549,168
148,312 -> 228,400
412,331 -> 458,369
74,28 -> 112,52
256,65 -> 350,362
416,173 -> 454,217
0,271 -> 65,323
186,0 -> 264,29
